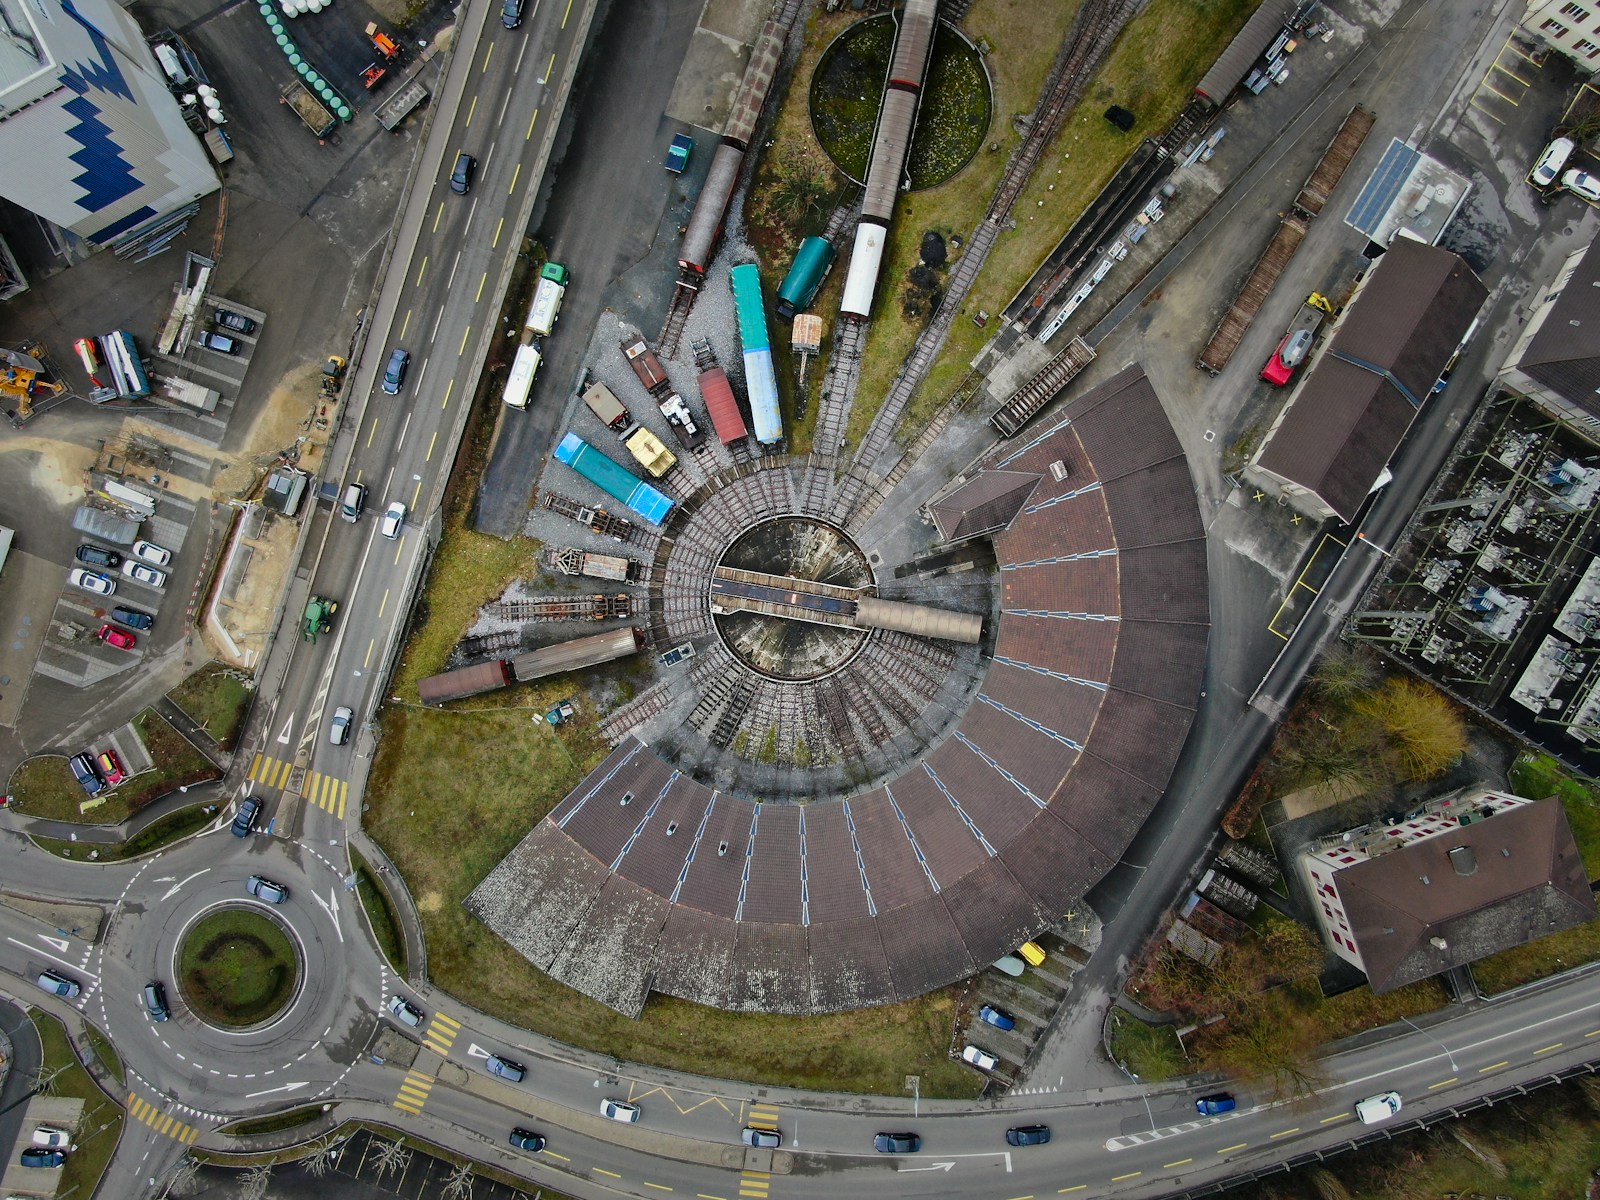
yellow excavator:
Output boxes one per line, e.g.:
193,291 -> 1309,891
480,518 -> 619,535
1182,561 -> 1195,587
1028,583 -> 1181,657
0,344 -> 64,423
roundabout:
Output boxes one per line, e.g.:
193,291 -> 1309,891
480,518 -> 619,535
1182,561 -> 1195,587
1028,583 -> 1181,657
177,904 -> 300,1029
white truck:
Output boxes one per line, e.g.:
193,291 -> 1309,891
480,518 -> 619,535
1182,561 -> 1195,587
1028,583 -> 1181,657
526,262 -> 569,338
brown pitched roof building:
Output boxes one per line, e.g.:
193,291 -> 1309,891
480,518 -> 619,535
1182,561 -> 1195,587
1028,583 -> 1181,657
929,470 -> 1042,542
1249,237 -> 1487,522
1303,792 -> 1595,993
1499,235 -> 1600,433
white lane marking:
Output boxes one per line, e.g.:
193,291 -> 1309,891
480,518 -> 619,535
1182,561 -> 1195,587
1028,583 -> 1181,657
245,1081 -> 308,1098
161,868 -> 210,902
7,938 -> 101,977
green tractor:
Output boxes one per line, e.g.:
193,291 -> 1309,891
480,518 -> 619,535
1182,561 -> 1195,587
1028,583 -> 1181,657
303,595 -> 338,644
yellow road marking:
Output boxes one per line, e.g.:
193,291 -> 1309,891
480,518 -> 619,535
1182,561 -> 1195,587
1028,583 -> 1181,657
1320,1113 -> 1351,1123
459,324 -> 471,355
493,217 -> 504,247
442,378 -> 454,410
1427,1077 -> 1457,1090
1536,1043 -> 1563,1055
547,52 -> 556,80
476,273 -> 488,302
482,43 -> 493,71
365,638 -> 375,667
509,163 -> 521,195
697,1194 -> 728,1200
544,1150 -> 571,1162
645,1185 -> 674,1193
1218,1143 -> 1247,1154
432,201 -> 444,232
400,309 -> 411,338
379,588 -> 390,620
1058,1189 -> 1088,1195
411,478 -> 422,508
1111,1172 -> 1141,1182
562,0 -> 572,25
1269,1128 -> 1298,1139
465,96 -> 478,126
415,257 -> 427,286
367,417 -> 380,447
427,431 -> 438,461
1480,1061 -> 1508,1073
394,537 -> 404,565
1164,1158 -> 1193,1168
1586,1028 -> 1600,1038
527,107 -> 539,140
596,1168 -> 621,1178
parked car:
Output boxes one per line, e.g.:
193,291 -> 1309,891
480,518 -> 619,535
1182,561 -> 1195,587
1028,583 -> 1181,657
36,970 -> 80,998
509,1128 -> 544,1151
121,560 -> 166,588
198,330 -> 238,355
75,543 -> 122,568
874,1132 -> 920,1154
231,796 -> 260,837
386,995 -> 422,1027
485,1054 -> 525,1082
960,1045 -> 999,1071
1195,1093 -> 1236,1116
111,605 -> 153,630
68,568 -> 115,596
992,954 -> 1025,977
977,1004 -> 1015,1031
96,750 -> 124,786
1005,1125 -> 1051,1147
329,706 -> 353,746
214,309 -> 257,334
449,151 -> 476,195
20,1148 -> 66,1168
68,753 -> 103,796
31,1127 -> 69,1148
246,875 -> 288,905
1355,1091 -> 1402,1124
740,1127 -> 780,1148
600,1099 -> 640,1123
143,981 -> 170,1022
382,348 -> 410,395
1564,168 -> 1600,203
1532,136 -> 1576,187
131,540 -> 172,566
97,624 -> 136,651
380,501 -> 406,539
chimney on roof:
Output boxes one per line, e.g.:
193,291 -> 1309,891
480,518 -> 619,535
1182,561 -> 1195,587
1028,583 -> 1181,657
1447,845 -> 1478,876
1430,936 -> 1448,950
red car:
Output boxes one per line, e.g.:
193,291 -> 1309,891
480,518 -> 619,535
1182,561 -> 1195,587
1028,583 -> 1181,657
96,750 -> 124,786
97,624 -> 136,650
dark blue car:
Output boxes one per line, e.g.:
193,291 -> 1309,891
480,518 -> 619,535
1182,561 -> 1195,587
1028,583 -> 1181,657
1196,1093 -> 1237,1116
978,1004 -> 1016,1031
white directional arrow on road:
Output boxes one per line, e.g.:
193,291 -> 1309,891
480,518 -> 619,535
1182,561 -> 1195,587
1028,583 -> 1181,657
276,712 -> 295,744
37,935 -> 70,953
899,1163 -> 955,1172
466,1043 -> 489,1060
245,1081 -> 309,1099
311,889 -> 343,942
162,869 -> 210,902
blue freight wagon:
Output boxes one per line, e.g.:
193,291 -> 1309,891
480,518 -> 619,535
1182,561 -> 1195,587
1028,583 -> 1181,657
553,433 -> 674,526
730,264 -> 782,445
775,236 -> 836,320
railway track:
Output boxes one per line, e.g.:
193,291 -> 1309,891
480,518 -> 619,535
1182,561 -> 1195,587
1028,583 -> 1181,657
658,278 -> 698,359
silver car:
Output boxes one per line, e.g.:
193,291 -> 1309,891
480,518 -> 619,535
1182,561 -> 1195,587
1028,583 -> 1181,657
246,875 -> 288,905
329,706 -> 353,746
121,560 -> 166,588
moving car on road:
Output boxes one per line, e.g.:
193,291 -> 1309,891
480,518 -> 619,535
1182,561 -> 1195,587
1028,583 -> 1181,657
329,706 -> 353,746
246,875 -> 289,904
874,1132 -> 920,1153
386,995 -> 423,1027
382,348 -> 410,395
485,1054 -> 525,1082
509,1128 -> 544,1151
232,796 -> 260,837
381,501 -> 406,539
1355,1091 -> 1402,1124
449,151 -> 476,194
600,1099 -> 640,1123
143,981 -> 170,1022
36,970 -> 80,998
1006,1125 -> 1051,1146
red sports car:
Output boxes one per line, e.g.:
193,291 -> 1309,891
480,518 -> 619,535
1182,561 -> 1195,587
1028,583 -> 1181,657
97,624 -> 136,651
96,750 -> 124,786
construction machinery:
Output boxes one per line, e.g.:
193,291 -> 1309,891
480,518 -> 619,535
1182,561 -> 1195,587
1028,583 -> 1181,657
0,345 -> 65,424
321,355 -> 346,397
303,595 -> 339,643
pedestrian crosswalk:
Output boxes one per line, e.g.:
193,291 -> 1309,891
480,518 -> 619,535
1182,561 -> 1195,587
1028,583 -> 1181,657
246,753 -> 348,819
421,1011 -> 461,1057
393,1068 -> 434,1115
740,1103 -> 781,1198
127,1092 -> 200,1144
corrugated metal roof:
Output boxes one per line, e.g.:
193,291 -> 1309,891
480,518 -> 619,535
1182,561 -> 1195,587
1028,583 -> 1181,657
1194,0 -> 1296,105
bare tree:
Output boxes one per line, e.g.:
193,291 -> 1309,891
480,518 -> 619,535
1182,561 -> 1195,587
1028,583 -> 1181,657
30,1063 -> 68,1096
238,1162 -> 273,1200
371,1136 -> 412,1180
302,1134 -> 342,1178
159,1154 -> 201,1198
442,1160 -> 476,1200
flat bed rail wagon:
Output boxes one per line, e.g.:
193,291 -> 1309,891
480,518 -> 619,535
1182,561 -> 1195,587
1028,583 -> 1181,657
539,490 -> 640,543
1295,105 -> 1376,218
1196,214 -> 1307,375
990,337 -> 1096,437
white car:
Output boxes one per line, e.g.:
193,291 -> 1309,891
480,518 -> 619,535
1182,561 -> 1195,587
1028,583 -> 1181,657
68,568 -> 116,596
131,540 -> 172,566
1533,136 -> 1575,187
1354,1091 -> 1402,1124
386,994 -> 423,1026
960,1044 -> 999,1071
121,560 -> 167,588
1564,168 -> 1600,203
599,1099 -> 640,1123
380,501 -> 407,540
31,1126 -> 70,1148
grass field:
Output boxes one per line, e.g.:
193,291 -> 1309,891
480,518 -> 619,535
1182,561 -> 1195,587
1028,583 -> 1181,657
29,1013 -> 121,1198
82,1023 -> 123,1088
34,803 -> 216,862
8,709 -> 219,826
179,907 -> 299,1026
167,662 -> 254,751
350,847 -> 408,975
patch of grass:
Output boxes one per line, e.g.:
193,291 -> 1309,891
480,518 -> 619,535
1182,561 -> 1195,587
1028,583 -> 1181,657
178,907 -> 300,1027
1107,1009 -> 1186,1081
221,1105 -> 325,1137
350,847 -> 407,975
9,710 -> 220,826
29,1013 -> 121,1198
167,661 -> 254,751
33,803 -> 216,862
1472,919 -> 1600,995
366,703 -> 981,1097
82,1023 -> 123,1088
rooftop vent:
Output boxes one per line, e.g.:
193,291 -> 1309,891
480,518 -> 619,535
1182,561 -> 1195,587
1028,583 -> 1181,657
1447,845 -> 1478,876
666,822 -> 678,836
620,791 -> 633,807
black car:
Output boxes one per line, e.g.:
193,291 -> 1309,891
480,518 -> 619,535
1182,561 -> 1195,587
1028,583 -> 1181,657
382,348 -> 410,395
75,543 -> 123,569
500,0 -> 524,27
508,1128 -> 544,1152
449,151 -> 476,195
68,753 -> 103,797
1005,1125 -> 1050,1147
874,1132 -> 920,1154
231,796 -> 260,837
143,981 -> 170,1022
111,605 -> 153,630
214,309 -> 257,334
